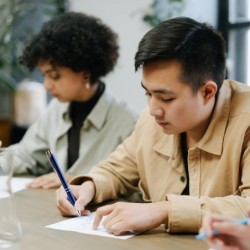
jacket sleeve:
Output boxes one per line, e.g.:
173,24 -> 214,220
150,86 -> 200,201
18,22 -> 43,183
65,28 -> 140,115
70,110 -> 147,202
166,127 -> 250,233
11,100 -> 60,175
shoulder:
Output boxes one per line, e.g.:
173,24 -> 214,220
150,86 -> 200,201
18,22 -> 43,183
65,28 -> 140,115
96,90 -> 138,123
224,80 -> 250,115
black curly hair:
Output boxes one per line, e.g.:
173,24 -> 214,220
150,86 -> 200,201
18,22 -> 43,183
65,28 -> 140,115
20,12 -> 119,83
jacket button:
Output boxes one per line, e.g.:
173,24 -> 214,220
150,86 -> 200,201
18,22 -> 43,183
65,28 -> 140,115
180,176 -> 185,182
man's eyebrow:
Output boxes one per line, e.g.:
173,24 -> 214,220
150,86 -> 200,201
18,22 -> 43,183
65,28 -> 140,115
141,82 -> 174,94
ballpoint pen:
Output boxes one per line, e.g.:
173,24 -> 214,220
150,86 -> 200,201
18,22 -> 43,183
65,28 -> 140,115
45,149 -> 81,217
195,217 -> 250,240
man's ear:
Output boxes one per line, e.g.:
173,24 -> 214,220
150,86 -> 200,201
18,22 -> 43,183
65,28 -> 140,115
201,81 -> 217,104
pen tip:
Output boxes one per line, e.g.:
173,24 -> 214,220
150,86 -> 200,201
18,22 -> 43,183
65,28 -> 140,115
76,209 -> 81,217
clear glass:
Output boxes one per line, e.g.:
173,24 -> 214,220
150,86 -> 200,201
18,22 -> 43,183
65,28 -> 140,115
0,149 -> 22,248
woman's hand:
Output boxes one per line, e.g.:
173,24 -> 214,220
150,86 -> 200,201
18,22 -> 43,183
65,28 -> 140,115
27,172 -> 73,189
199,211 -> 250,250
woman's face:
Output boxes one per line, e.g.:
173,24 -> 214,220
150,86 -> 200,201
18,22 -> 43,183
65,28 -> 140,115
38,61 -> 93,102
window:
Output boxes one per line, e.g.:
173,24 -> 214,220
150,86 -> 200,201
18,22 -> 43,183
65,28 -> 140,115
218,0 -> 250,84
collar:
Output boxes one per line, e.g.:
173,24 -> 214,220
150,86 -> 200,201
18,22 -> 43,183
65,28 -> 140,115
196,81 -> 231,155
83,89 -> 112,130
60,88 -> 111,131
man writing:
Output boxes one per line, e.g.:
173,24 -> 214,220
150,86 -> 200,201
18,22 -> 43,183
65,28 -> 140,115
56,16 -> 250,234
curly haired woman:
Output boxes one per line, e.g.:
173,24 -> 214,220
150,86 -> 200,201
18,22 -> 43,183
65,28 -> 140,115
9,12 -> 137,188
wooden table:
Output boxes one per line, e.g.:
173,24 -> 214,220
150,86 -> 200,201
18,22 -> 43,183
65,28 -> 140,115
12,188 -> 207,250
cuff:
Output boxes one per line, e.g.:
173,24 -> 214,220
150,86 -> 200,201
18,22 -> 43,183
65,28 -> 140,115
69,175 -> 93,185
166,194 -> 202,233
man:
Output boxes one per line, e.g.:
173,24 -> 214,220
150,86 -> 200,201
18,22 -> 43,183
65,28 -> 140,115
56,16 -> 250,234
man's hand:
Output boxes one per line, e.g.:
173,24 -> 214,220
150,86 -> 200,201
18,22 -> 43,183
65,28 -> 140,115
27,172 -> 74,189
56,180 -> 95,217
92,201 -> 169,235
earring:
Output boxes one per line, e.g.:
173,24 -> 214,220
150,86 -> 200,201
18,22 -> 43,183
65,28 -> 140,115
85,82 -> 90,90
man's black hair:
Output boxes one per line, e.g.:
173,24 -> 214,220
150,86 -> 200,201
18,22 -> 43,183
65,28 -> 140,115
135,16 -> 226,93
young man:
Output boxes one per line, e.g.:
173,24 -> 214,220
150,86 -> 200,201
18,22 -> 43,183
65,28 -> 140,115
56,16 -> 250,234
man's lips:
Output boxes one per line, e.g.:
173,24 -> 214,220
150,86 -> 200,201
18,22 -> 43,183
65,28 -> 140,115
156,120 -> 169,127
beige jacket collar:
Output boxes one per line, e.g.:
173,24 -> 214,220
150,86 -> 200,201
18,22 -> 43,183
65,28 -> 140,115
153,81 -> 232,160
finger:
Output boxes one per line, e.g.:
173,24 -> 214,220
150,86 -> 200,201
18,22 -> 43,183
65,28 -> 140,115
80,209 -> 91,216
74,197 -> 91,216
42,180 -> 61,189
212,221 -> 245,237
105,218 -> 125,235
210,214 -> 234,222
201,216 -> 214,238
247,210 -> 250,218
56,188 -> 76,216
202,214 -> 234,238
27,173 -> 57,188
26,178 -> 45,188
92,204 -> 114,230
73,185 -> 94,212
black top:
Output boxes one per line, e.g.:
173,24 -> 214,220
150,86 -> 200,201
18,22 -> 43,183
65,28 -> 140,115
67,82 -> 105,169
181,133 -> 190,195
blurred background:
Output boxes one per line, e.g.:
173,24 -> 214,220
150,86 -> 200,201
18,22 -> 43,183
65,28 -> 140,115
0,0 -> 249,146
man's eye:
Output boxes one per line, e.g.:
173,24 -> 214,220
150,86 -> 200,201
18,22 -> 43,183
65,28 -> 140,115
162,98 -> 174,103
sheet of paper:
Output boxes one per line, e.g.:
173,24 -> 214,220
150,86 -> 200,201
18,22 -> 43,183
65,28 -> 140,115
11,177 -> 33,193
46,212 -> 136,240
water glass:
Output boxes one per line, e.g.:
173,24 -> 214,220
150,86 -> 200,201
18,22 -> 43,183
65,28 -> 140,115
0,149 -> 22,248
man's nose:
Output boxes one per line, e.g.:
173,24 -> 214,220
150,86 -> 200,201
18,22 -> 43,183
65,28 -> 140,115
149,97 -> 164,118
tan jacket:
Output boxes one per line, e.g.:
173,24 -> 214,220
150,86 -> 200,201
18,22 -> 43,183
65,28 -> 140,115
72,80 -> 250,233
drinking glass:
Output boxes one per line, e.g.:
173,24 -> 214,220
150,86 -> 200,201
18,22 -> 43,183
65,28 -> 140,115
0,149 -> 22,248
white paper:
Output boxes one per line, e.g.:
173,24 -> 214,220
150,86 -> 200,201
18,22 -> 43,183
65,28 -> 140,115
46,212 -> 136,239
11,177 -> 33,193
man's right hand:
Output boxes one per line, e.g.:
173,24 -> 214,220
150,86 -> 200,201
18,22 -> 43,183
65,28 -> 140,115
56,180 -> 95,216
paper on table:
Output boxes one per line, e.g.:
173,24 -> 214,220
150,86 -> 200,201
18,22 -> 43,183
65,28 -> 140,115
46,212 -> 136,240
11,177 -> 33,193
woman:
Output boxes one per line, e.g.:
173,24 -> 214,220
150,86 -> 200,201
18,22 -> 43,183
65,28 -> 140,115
10,12 -> 137,188
200,211 -> 250,250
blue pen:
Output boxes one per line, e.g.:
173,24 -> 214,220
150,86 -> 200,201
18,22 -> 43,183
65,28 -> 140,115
195,217 -> 250,240
45,150 -> 81,216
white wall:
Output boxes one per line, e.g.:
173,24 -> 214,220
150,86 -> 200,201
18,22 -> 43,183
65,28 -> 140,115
69,0 -> 218,114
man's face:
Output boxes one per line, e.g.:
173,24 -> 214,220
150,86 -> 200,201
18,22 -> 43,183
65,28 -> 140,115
142,60 -> 211,135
